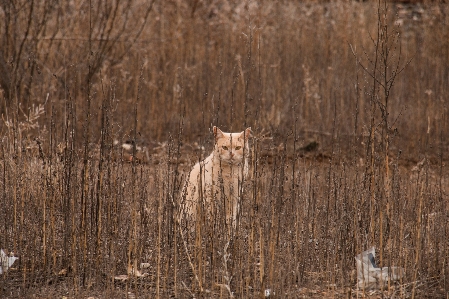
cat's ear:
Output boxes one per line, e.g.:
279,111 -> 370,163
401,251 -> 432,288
242,127 -> 251,140
213,126 -> 224,139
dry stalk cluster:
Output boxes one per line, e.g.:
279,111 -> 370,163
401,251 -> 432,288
0,1 -> 448,298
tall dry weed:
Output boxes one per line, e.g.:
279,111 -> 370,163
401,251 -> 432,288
0,1 -> 448,298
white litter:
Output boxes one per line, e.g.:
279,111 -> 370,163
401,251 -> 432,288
355,246 -> 404,290
264,288 -> 274,297
0,249 -> 18,274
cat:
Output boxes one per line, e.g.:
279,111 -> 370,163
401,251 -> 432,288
181,126 -> 251,232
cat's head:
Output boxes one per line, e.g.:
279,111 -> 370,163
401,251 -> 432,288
213,126 -> 251,165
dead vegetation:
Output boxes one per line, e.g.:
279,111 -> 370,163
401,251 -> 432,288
0,0 -> 448,298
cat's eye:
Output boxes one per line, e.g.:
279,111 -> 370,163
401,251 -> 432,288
235,146 -> 241,150
222,146 -> 228,150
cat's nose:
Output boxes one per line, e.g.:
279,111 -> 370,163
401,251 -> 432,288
230,152 -> 234,157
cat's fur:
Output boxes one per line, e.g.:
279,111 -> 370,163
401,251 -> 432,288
181,126 -> 251,230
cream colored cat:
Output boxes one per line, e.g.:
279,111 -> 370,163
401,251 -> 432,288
181,126 -> 251,231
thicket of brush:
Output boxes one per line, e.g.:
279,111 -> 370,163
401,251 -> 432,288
1,0 -> 448,298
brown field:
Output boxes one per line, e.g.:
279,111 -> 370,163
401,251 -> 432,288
1,0 -> 448,298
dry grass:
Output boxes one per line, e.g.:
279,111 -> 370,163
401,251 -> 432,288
1,0 -> 448,298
